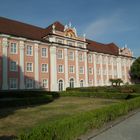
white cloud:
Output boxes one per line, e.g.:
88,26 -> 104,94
84,12 -> 133,39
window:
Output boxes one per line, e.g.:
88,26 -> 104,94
9,78 -> 17,89
97,68 -> 101,75
103,69 -> 106,75
89,68 -> 93,74
68,51 -> 74,60
69,66 -> 74,73
69,78 -> 74,88
77,43 -> 84,48
80,80 -> 84,87
96,55 -> 100,64
42,48 -> 47,57
79,67 -> 84,74
26,78 -> 33,89
57,50 -> 63,59
88,54 -> 92,63
89,80 -> 93,86
42,64 -> 48,72
10,61 -> 17,71
58,80 -> 63,91
26,45 -> 33,56
10,43 -> 17,54
58,65 -> 64,73
26,63 -> 33,72
67,41 -> 74,46
108,57 -> 111,64
57,38 -> 64,44
79,53 -> 83,61
103,57 -> 106,64
42,79 -> 48,88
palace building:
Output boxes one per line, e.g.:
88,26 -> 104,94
0,17 -> 134,91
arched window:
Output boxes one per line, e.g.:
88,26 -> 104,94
69,78 -> 74,88
58,80 -> 63,91
80,80 -> 84,87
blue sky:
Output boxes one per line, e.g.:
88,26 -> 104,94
0,0 -> 140,57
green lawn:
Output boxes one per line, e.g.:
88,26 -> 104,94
0,97 -> 120,137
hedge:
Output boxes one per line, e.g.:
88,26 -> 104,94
66,84 -> 140,94
18,96 -> 140,140
0,95 -> 53,108
61,92 -> 131,99
0,90 -> 57,99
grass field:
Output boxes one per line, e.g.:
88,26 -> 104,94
0,97 -> 120,137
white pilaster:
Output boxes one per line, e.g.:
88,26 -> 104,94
106,56 -> 109,85
93,54 -> 97,86
84,51 -> 88,87
19,41 -> 25,89
64,48 -> 68,89
50,45 -> 58,91
34,43 -> 39,89
100,55 -> 103,86
75,50 -> 79,87
124,58 -> 127,83
117,57 -> 122,79
2,38 -> 8,90
111,57 -> 115,79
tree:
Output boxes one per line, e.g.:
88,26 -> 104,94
130,57 -> 140,83
109,78 -> 123,86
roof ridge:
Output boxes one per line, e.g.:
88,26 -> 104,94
0,16 -> 44,30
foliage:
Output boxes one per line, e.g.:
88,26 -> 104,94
61,92 -> 130,99
0,95 -> 53,108
17,96 -> 140,140
109,78 -> 123,86
130,57 -> 140,82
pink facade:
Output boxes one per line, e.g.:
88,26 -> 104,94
0,17 -> 134,91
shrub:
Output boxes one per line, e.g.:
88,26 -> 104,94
17,97 -> 140,140
61,92 -> 130,99
0,95 -> 53,108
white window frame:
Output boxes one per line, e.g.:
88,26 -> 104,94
69,65 -> 74,73
26,45 -> 33,56
88,54 -> 92,63
79,53 -> 83,62
57,50 -> 63,59
26,62 -> 33,72
58,65 -> 64,73
42,79 -> 48,88
41,48 -> 48,58
97,68 -> 101,75
10,61 -> 18,72
77,43 -> 84,48
89,79 -> 93,86
25,78 -> 33,89
10,43 -> 17,54
9,78 -> 18,89
89,68 -> 93,74
67,40 -> 74,46
42,64 -> 48,73
79,66 -> 84,74
68,51 -> 74,60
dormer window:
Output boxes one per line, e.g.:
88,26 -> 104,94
67,41 -> 74,46
77,43 -> 84,48
56,38 -> 64,44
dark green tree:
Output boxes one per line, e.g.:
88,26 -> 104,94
130,57 -> 140,83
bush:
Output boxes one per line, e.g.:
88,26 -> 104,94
18,96 -> 140,140
61,92 -> 130,99
0,95 -> 53,108
66,84 -> 140,94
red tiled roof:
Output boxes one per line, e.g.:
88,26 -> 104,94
86,39 -> 119,55
0,17 -> 119,55
0,17 -> 47,42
